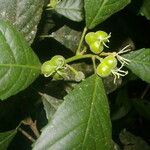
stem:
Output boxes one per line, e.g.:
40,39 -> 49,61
66,54 -> 102,64
18,128 -> 35,142
100,52 -> 114,56
30,120 -> 40,138
76,27 -> 88,55
66,64 -> 78,75
66,54 -> 94,63
80,46 -> 87,55
92,56 -> 96,73
22,117 -> 40,138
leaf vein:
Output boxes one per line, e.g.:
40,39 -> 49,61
81,76 -> 98,149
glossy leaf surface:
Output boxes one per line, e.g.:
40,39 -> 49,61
33,75 -> 112,150
0,0 -> 44,43
123,48 -> 150,83
55,0 -> 83,22
84,0 -> 131,29
0,20 -> 41,100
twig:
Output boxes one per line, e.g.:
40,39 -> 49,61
18,128 -> 35,142
76,27 -> 87,55
30,120 -> 40,138
22,117 -> 40,138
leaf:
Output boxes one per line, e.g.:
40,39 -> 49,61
103,75 -> 122,94
0,129 -> 17,150
119,129 -> 150,150
123,48 -> 150,83
0,20 -> 41,100
84,0 -> 131,29
40,93 -> 63,121
139,0 -> 150,20
0,0 -> 44,44
33,75 -> 112,150
55,0 -> 83,22
133,99 -> 150,120
52,25 -> 82,53
111,87 -> 131,120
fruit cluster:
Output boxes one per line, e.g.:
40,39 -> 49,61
85,31 -> 110,54
84,31 -> 131,83
41,55 -> 85,81
41,30 -> 130,83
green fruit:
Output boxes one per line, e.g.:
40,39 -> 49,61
41,55 -> 65,77
95,31 -> 109,42
50,55 -> 65,67
41,61 -> 56,77
96,62 -> 111,77
102,55 -> 117,69
90,41 -> 104,54
52,70 -> 66,80
85,32 -> 97,45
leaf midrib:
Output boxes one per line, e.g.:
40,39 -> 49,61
81,75 -> 98,149
0,130 -> 16,146
88,0 -> 106,28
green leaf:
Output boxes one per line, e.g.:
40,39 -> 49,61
55,0 -> 83,22
40,93 -> 63,121
33,75 -> 112,150
0,0 -> 44,44
0,129 -> 17,150
139,0 -> 150,20
0,20 -> 41,100
84,0 -> 131,29
119,129 -> 150,150
123,48 -> 150,83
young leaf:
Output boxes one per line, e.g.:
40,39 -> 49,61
0,129 -> 17,150
55,0 -> 83,22
33,75 -> 112,150
0,20 -> 41,100
139,0 -> 150,20
84,0 -> 131,29
0,0 -> 44,44
40,93 -> 63,121
123,48 -> 150,83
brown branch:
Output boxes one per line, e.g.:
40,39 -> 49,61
18,128 -> 35,142
22,117 -> 40,138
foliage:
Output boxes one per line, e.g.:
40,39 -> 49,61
0,0 -> 44,44
33,75 -> 112,150
0,20 -> 41,100
0,0 -> 150,150
0,129 -> 17,150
